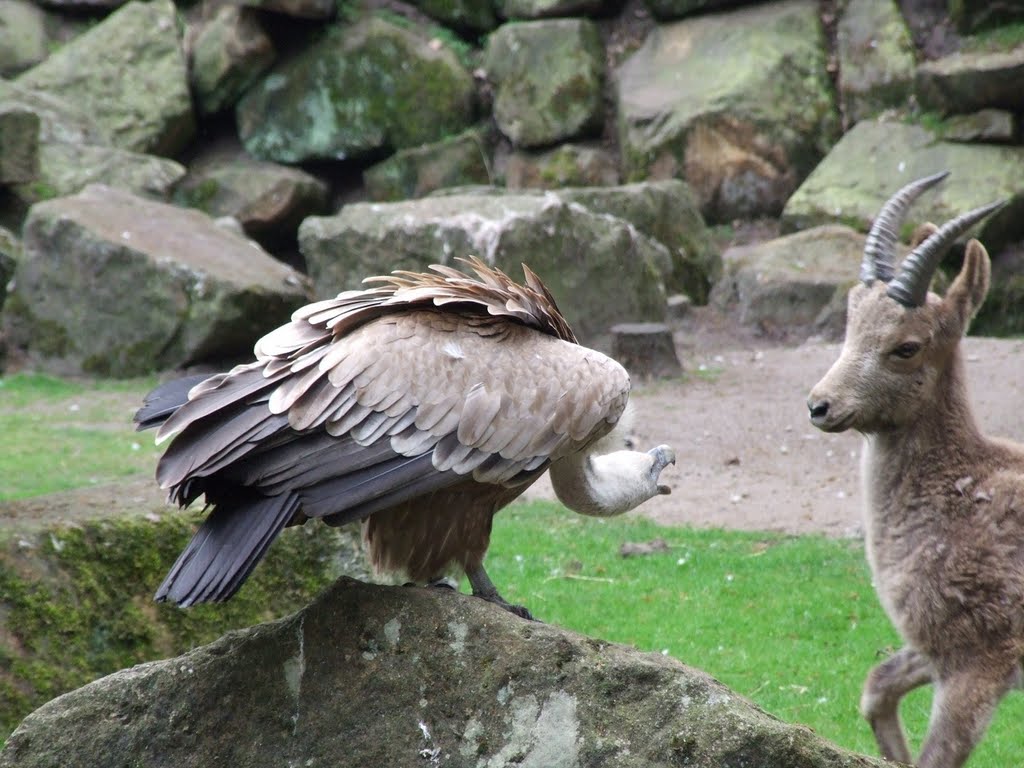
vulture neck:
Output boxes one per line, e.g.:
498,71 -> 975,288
548,449 -> 660,517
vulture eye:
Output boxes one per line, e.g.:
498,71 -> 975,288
891,341 -> 922,359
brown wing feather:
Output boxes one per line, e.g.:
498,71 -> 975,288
139,259 -> 627,604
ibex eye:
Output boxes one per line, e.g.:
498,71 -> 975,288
892,342 -> 921,359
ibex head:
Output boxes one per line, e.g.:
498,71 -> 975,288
807,173 -> 1004,433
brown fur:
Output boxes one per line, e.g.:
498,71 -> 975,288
809,238 -> 1024,768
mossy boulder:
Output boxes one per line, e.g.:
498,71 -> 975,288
299,192 -> 670,348
780,119 -> 1024,252
4,185 -> 310,377
616,0 -> 839,223
0,226 -> 19,311
16,0 -> 195,157
173,149 -> 329,247
0,80 -> 106,148
644,0 -> 759,21
497,0 -> 606,20
0,105 -> 39,184
0,480 -> 371,741
189,5 -> 277,116
485,19 -> 604,149
237,16 -> 476,163
0,0 -> 49,76
363,127 -> 492,202
835,0 -> 915,125
1,576 -> 888,768
411,0 -> 498,31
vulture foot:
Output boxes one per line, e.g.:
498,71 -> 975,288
467,564 -> 534,621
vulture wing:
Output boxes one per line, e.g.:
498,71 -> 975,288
140,259 -> 630,606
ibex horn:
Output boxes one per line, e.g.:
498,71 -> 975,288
861,171 -> 949,286
886,199 -> 1006,308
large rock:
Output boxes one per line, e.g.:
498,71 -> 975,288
916,46 -> 1024,115
237,16 -> 476,163
644,0 -> 760,20
0,225 -> 17,311
299,192 -> 670,347
237,0 -> 335,18
16,0 -> 194,157
780,119 -> 1024,251
485,19 -> 604,149
0,577 -> 888,768
497,0 -> 606,20
4,185 -> 310,376
710,225 -> 864,340
616,0 -> 839,223
0,80 -> 106,148
0,0 -> 49,76
835,0 -> 915,125
189,4 -> 276,116
173,147 -> 329,247
0,480 -> 372,740
14,141 -> 185,206
363,128 -> 492,202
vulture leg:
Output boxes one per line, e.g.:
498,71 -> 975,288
466,564 -> 533,620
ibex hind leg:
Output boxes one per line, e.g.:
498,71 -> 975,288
860,647 -> 933,764
917,660 -> 1020,768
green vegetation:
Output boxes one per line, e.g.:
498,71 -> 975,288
482,503 -> 1024,766
0,373 -> 159,501
961,21 -> 1024,53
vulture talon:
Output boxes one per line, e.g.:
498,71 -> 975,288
135,257 -> 676,610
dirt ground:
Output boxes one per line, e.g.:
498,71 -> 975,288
525,309 -> 1024,538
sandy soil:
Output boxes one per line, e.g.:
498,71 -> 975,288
525,314 -> 1024,538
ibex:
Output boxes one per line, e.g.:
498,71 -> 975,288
807,172 -> 1020,768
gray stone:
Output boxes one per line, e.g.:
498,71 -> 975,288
0,0 -> 48,76
0,479 -> 372,740
0,105 -> 39,183
190,5 -> 276,116
780,119 -> 1024,252
299,193 -> 670,348
616,0 -> 839,223
0,79 -> 105,147
13,141 -> 185,207
0,577 -> 888,768
710,225 -> 865,340
16,0 -> 195,156
504,143 -> 620,190
485,19 -> 604,149
237,0 -> 335,18
4,185 -> 310,377
363,128 -> 492,202
498,0 -> 606,20
611,322 -> 683,380
554,180 -> 719,303
173,149 -> 328,245
941,109 -> 1016,143
237,16 -> 475,163
412,0 -> 497,31
835,0 -> 915,126
916,46 -> 1024,115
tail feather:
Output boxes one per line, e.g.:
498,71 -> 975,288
155,493 -> 300,606
134,374 -> 214,431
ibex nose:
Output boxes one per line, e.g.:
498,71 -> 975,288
807,398 -> 829,421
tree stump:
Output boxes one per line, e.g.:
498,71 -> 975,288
610,322 -> 683,380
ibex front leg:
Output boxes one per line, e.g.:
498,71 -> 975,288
860,647 -> 933,763
916,660 -> 1020,768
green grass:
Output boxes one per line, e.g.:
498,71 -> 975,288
481,502 -> 1024,766
0,373 -> 159,501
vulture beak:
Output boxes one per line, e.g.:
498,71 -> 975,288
649,444 -> 676,495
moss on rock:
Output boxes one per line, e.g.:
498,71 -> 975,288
0,497 -> 370,739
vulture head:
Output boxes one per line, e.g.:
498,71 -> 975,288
136,257 -> 675,619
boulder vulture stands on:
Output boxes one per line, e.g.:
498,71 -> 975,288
136,257 -> 675,617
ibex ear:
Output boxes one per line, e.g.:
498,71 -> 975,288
909,222 -> 939,248
944,239 -> 990,326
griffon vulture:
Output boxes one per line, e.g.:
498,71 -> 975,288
136,257 -> 675,617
